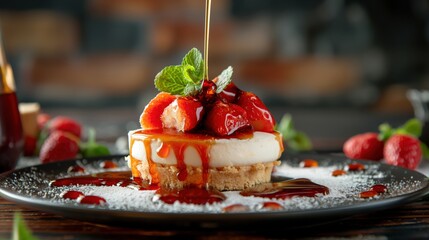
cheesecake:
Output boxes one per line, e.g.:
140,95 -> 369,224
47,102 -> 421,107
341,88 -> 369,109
127,48 -> 283,190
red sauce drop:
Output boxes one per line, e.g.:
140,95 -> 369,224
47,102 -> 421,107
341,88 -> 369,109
370,184 -> 388,193
100,160 -> 117,169
222,204 -> 250,212
60,190 -> 84,200
50,171 -> 158,190
261,202 -> 284,210
240,178 -> 329,199
332,169 -> 347,177
155,186 -> 226,205
360,190 -> 378,198
67,165 -> 86,173
348,163 -> 365,171
299,159 -> 318,168
78,195 -> 106,205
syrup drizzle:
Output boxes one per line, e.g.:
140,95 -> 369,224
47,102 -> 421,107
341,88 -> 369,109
154,186 -> 225,205
50,171 -> 158,190
240,178 -> 329,199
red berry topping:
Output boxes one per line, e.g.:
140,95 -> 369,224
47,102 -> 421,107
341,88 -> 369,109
360,190 -> 378,198
343,132 -> 384,161
384,134 -> 422,170
49,116 -> 82,139
161,97 -> 204,132
332,169 -> 346,177
198,80 -> 217,104
204,101 -> 250,136
370,184 -> 387,194
61,190 -> 84,200
218,82 -> 241,103
140,92 -> 176,130
40,131 -> 80,163
237,91 -> 275,132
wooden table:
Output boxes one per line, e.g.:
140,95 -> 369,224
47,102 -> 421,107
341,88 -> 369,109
1,196 -> 429,239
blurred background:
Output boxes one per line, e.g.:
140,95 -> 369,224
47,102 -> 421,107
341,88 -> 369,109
1,0 -> 428,150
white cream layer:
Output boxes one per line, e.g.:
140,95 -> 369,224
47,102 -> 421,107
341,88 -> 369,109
128,130 -> 282,168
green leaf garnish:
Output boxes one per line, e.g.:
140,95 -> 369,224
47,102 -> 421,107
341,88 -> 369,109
378,118 -> 422,141
181,48 -> 204,82
80,128 -> 110,158
215,66 -> 233,93
13,212 -> 39,240
154,48 -> 234,96
276,114 -> 312,152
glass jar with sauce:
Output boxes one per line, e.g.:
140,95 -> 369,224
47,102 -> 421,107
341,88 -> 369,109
0,37 -> 23,173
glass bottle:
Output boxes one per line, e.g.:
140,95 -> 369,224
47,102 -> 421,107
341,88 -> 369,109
0,36 -> 23,173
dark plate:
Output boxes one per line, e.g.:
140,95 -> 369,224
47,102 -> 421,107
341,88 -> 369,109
1,153 -> 428,229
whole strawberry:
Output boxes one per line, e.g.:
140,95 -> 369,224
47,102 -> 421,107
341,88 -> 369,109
343,132 -> 384,161
49,116 -> 82,138
40,131 -> 80,163
384,134 -> 422,170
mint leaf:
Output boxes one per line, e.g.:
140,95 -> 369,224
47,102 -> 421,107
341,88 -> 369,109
276,114 -> 312,152
397,118 -> 422,138
80,128 -> 110,158
215,66 -> 233,93
378,123 -> 393,141
181,48 -> 204,82
13,212 -> 39,240
155,65 -> 199,95
421,142 -> 429,159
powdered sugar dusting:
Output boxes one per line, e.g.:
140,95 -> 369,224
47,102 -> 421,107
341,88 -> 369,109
1,155 -> 427,214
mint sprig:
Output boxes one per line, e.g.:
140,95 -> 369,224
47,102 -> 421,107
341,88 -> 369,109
13,212 -> 40,240
276,114 -> 312,152
215,66 -> 233,94
154,48 -> 233,96
378,118 -> 429,159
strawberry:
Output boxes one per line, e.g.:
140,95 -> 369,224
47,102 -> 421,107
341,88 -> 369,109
40,131 -> 80,163
343,132 -> 384,161
204,101 -> 250,136
49,116 -> 82,139
384,134 -> 422,170
37,113 -> 51,130
237,91 -> 275,132
140,92 -> 176,130
161,97 -> 204,132
218,82 -> 241,103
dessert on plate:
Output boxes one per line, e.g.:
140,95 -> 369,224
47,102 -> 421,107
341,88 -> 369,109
128,48 -> 283,190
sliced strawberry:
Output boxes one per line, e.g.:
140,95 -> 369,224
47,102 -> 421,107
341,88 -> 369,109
204,101 -> 250,136
343,132 -> 384,161
218,82 -> 241,103
384,134 -> 422,170
40,131 -> 80,163
161,97 -> 204,132
49,116 -> 82,139
140,92 -> 177,130
237,91 -> 275,132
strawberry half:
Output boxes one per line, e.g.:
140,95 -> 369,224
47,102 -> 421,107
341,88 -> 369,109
343,132 -> 384,161
140,92 -> 176,130
204,101 -> 250,136
218,82 -> 241,103
161,97 -> 204,132
237,91 -> 275,132
49,116 -> 82,139
384,134 -> 422,170
40,131 -> 80,163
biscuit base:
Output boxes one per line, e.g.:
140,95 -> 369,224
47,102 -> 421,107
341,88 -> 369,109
133,160 -> 280,191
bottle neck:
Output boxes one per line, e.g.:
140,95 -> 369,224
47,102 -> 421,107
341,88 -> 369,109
0,64 -> 15,94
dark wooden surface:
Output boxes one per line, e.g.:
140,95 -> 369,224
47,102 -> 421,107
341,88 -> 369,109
1,196 -> 429,239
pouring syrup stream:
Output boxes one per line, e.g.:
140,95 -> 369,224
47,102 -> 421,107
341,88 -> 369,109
203,0 -> 211,80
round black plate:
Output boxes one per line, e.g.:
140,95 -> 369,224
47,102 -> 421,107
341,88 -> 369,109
1,153 -> 428,229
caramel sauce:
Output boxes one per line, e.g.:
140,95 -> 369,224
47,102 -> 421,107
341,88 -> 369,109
332,169 -> 347,177
129,129 -> 261,187
347,163 -> 365,171
359,184 -> 387,198
154,186 -> 226,205
240,178 -> 329,199
222,204 -> 250,212
300,159 -> 318,168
